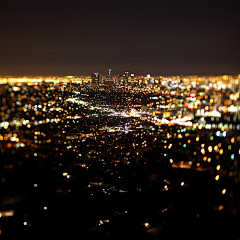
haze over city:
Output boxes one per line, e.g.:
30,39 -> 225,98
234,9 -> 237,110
0,0 -> 239,76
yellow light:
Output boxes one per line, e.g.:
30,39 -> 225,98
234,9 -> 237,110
201,149 -> 205,154
216,165 -> 221,170
196,137 -> 199,141
203,156 -> 207,161
197,163 -> 200,167
222,189 -> 226,194
219,149 -> 223,155
162,208 -> 167,213
208,146 -> 212,152
218,205 -> 224,211
215,175 -> 220,181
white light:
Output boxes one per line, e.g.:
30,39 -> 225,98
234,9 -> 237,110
181,182 -> 184,186
34,183 -> 38,187
23,222 -> 27,226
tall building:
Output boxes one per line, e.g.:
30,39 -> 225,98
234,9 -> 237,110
147,74 -> 151,84
123,72 -> 129,85
108,69 -> 112,79
99,75 -> 103,84
116,75 -> 122,85
131,73 -> 135,85
106,69 -> 113,85
91,72 -> 100,85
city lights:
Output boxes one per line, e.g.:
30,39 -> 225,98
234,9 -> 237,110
1,73 -> 240,239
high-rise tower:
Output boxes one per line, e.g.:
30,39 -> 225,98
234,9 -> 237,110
131,73 -> 135,85
106,69 -> 113,85
91,72 -> 100,85
123,72 -> 129,85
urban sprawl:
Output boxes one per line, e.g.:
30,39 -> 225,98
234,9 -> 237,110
0,71 -> 240,239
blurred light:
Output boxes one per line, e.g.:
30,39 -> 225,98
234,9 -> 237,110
201,149 -> 205,154
218,205 -> 224,211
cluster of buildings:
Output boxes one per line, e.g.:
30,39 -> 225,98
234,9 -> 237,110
91,69 -> 240,88
91,69 -> 136,86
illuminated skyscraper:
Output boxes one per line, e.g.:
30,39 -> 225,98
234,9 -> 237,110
147,74 -> 151,84
108,69 -> 112,79
123,72 -> 129,85
116,75 -> 122,85
131,73 -> 135,85
106,69 -> 113,85
91,72 -> 100,85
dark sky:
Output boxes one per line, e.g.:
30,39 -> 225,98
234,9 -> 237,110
0,0 -> 240,77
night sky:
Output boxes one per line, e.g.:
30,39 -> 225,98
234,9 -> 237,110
0,0 -> 240,77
